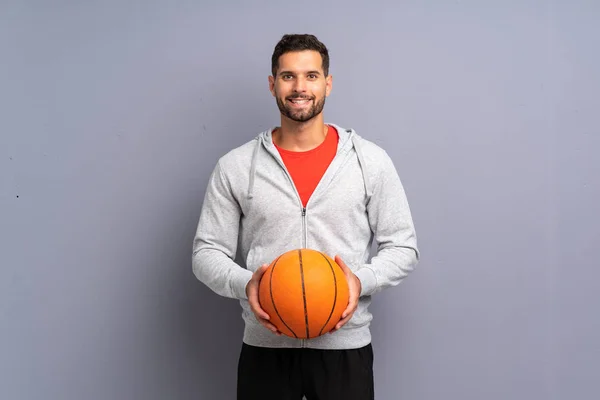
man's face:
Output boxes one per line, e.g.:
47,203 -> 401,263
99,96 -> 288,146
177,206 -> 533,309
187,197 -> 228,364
269,50 -> 332,123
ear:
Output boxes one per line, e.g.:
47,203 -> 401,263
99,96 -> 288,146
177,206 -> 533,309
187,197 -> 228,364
268,75 -> 276,97
325,74 -> 333,97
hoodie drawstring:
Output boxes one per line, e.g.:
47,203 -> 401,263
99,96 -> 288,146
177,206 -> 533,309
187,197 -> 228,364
247,137 -> 261,199
351,134 -> 373,198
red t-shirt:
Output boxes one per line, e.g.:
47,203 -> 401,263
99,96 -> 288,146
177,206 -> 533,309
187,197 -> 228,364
274,125 -> 339,207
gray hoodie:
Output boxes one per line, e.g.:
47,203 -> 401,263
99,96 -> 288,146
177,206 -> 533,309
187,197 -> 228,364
192,123 -> 419,349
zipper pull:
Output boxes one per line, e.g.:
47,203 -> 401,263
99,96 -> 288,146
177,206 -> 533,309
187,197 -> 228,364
302,208 -> 306,216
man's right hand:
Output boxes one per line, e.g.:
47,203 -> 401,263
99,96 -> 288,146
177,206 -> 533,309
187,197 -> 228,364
246,264 -> 281,335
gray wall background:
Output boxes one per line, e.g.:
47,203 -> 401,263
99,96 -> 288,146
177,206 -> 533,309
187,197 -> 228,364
1,0 -> 598,399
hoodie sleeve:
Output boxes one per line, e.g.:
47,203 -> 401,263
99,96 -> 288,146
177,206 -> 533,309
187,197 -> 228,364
192,160 -> 253,300
354,151 -> 420,297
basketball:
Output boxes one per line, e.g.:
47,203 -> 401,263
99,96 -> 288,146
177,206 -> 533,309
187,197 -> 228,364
258,248 -> 350,339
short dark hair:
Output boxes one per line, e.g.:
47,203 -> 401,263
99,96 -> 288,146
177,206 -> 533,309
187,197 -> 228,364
271,34 -> 330,77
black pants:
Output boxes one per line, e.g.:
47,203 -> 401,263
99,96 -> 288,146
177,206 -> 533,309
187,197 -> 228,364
237,343 -> 374,400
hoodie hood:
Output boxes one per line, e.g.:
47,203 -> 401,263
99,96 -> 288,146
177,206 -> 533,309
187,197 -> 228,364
247,123 -> 373,200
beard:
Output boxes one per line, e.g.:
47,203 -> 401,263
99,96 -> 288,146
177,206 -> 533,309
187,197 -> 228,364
275,94 -> 326,123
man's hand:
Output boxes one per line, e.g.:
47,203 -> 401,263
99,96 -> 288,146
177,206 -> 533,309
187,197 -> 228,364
246,264 -> 281,335
330,255 -> 362,334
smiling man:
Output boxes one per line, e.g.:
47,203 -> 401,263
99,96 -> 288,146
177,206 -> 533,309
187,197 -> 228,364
272,50 -> 328,124
193,34 -> 419,400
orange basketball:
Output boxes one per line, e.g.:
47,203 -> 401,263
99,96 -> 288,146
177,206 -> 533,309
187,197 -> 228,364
258,248 -> 349,339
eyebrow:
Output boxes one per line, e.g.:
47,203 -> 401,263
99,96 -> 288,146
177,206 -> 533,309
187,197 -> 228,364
279,70 -> 322,76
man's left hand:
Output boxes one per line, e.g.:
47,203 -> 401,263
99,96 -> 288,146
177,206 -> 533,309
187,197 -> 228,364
329,255 -> 361,334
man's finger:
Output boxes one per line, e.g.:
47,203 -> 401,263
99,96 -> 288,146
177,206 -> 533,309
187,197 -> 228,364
253,264 -> 269,283
251,304 -> 270,321
341,299 -> 358,319
335,320 -> 347,331
331,303 -> 357,332
331,314 -> 351,333
334,255 -> 349,273
259,318 -> 281,335
248,264 -> 271,318
341,306 -> 351,319
249,295 -> 271,320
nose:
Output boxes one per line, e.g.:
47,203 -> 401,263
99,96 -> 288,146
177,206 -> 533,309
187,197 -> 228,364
292,76 -> 307,93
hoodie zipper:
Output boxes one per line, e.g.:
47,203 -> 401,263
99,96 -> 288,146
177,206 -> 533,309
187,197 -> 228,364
262,132 -> 354,252
301,207 -> 307,248
260,128 -> 355,349
263,148 -> 309,248
301,207 -> 307,349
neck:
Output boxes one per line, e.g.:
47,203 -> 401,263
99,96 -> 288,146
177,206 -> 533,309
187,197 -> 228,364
273,114 -> 328,152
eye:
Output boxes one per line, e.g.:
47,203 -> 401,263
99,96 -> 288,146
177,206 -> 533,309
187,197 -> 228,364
308,74 -> 317,79
282,74 -> 293,80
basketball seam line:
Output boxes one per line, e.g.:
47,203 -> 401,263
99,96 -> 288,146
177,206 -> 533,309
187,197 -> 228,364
269,256 -> 298,338
318,252 -> 338,336
299,249 -> 310,339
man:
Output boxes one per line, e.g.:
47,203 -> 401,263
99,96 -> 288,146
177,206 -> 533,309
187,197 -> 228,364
193,34 -> 419,400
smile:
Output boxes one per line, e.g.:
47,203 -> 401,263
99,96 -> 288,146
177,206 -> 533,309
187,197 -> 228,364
287,98 -> 312,106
